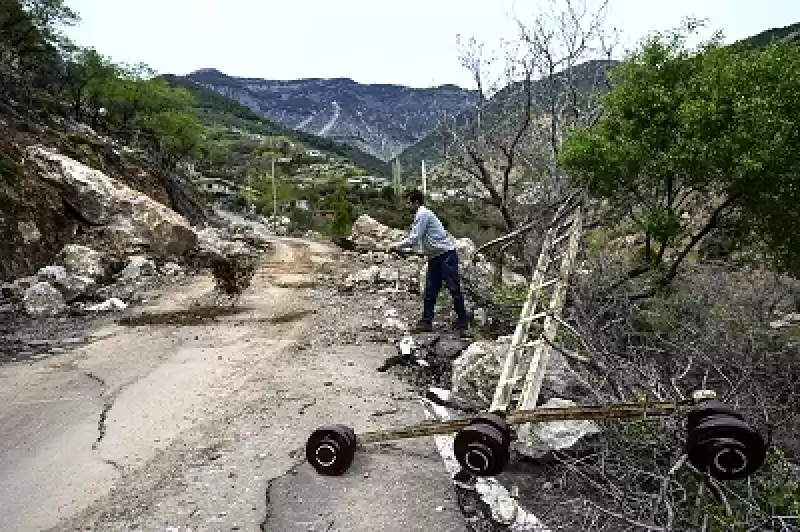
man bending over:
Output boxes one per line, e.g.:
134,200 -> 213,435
390,189 -> 469,335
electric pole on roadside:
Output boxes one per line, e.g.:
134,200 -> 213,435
421,160 -> 427,198
271,158 -> 277,218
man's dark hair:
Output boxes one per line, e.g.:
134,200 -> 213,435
406,189 -> 424,205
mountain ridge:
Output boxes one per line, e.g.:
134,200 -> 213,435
176,69 -> 479,161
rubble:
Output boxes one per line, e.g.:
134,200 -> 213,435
23,282 -> 66,317
86,298 -> 127,312
53,275 -> 96,303
58,244 -> 106,279
349,214 -> 406,249
451,338 -> 511,406
118,256 -> 156,281
514,398 -> 602,459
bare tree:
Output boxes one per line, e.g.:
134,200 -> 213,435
433,0 -> 617,276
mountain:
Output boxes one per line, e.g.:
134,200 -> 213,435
179,69 -> 478,161
395,59 -> 619,173
162,74 -> 390,177
397,21 -> 800,173
737,21 -> 800,48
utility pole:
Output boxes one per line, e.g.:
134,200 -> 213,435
271,158 -> 277,218
421,160 -> 427,198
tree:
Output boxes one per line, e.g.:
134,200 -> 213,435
434,0 -> 616,276
559,23 -> 800,293
329,186 -> 353,238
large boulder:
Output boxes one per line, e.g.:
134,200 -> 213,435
23,282 -> 66,317
349,215 -> 406,249
29,147 -> 197,257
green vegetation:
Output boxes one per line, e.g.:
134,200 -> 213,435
161,75 -> 390,179
559,24 -> 800,292
1,0 -> 204,170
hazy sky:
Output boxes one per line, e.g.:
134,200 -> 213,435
64,0 -> 800,88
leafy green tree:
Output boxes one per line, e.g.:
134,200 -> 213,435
137,109 -> 204,168
0,0 -> 76,102
559,25 -> 800,293
329,186 -> 353,237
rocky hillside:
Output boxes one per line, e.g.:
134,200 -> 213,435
162,75 -> 391,177
396,59 -> 618,172
179,69 -> 478,161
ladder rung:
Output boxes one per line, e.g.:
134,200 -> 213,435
511,338 -> 544,350
521,311 -> 549,324
552,231 -> 571,247
534,278 -> 559,291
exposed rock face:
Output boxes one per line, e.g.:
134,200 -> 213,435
28,146 -> 197,257
0,137 -> 79,282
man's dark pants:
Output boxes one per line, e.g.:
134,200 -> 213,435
422,249 -> 468,327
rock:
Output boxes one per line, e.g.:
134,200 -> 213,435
3,276 -> 38,301
54,275 -> 96,302
162,262 -> 184,276
434,339 -> 473,360
18,221 -> 42,244
29,147 -> 197,256
37,265 -> 68,283
195,227 -> 253,261
451,338 -> 511,406
37,265 -> 95,301
58,244 -> 106,279
515,398 -> 601,458
377,267 -> 399,284
23,282 -> 66,317
349,214 -> 407,249
87,298 -> 127,312
119,255 -> 156,280
346,266 -> 380,285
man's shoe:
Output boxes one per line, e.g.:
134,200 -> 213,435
451,321 -> 473,338
410,320 -> 433,333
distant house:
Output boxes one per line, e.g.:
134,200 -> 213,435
307,149 -> 325,158
196,177 -> 239,197
295,199 -> 310,211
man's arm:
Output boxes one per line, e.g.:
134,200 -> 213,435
392,210 -> 428,250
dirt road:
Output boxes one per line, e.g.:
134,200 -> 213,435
0,237 -> 466,531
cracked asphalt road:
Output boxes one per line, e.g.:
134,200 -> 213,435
0,237 -> 467,532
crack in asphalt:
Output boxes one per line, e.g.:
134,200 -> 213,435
85,371 -> 106,387
92,399 -> 114,450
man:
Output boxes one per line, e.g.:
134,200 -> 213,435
390,189 -> 469,334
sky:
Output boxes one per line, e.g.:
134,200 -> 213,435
64,0 -> 800,89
